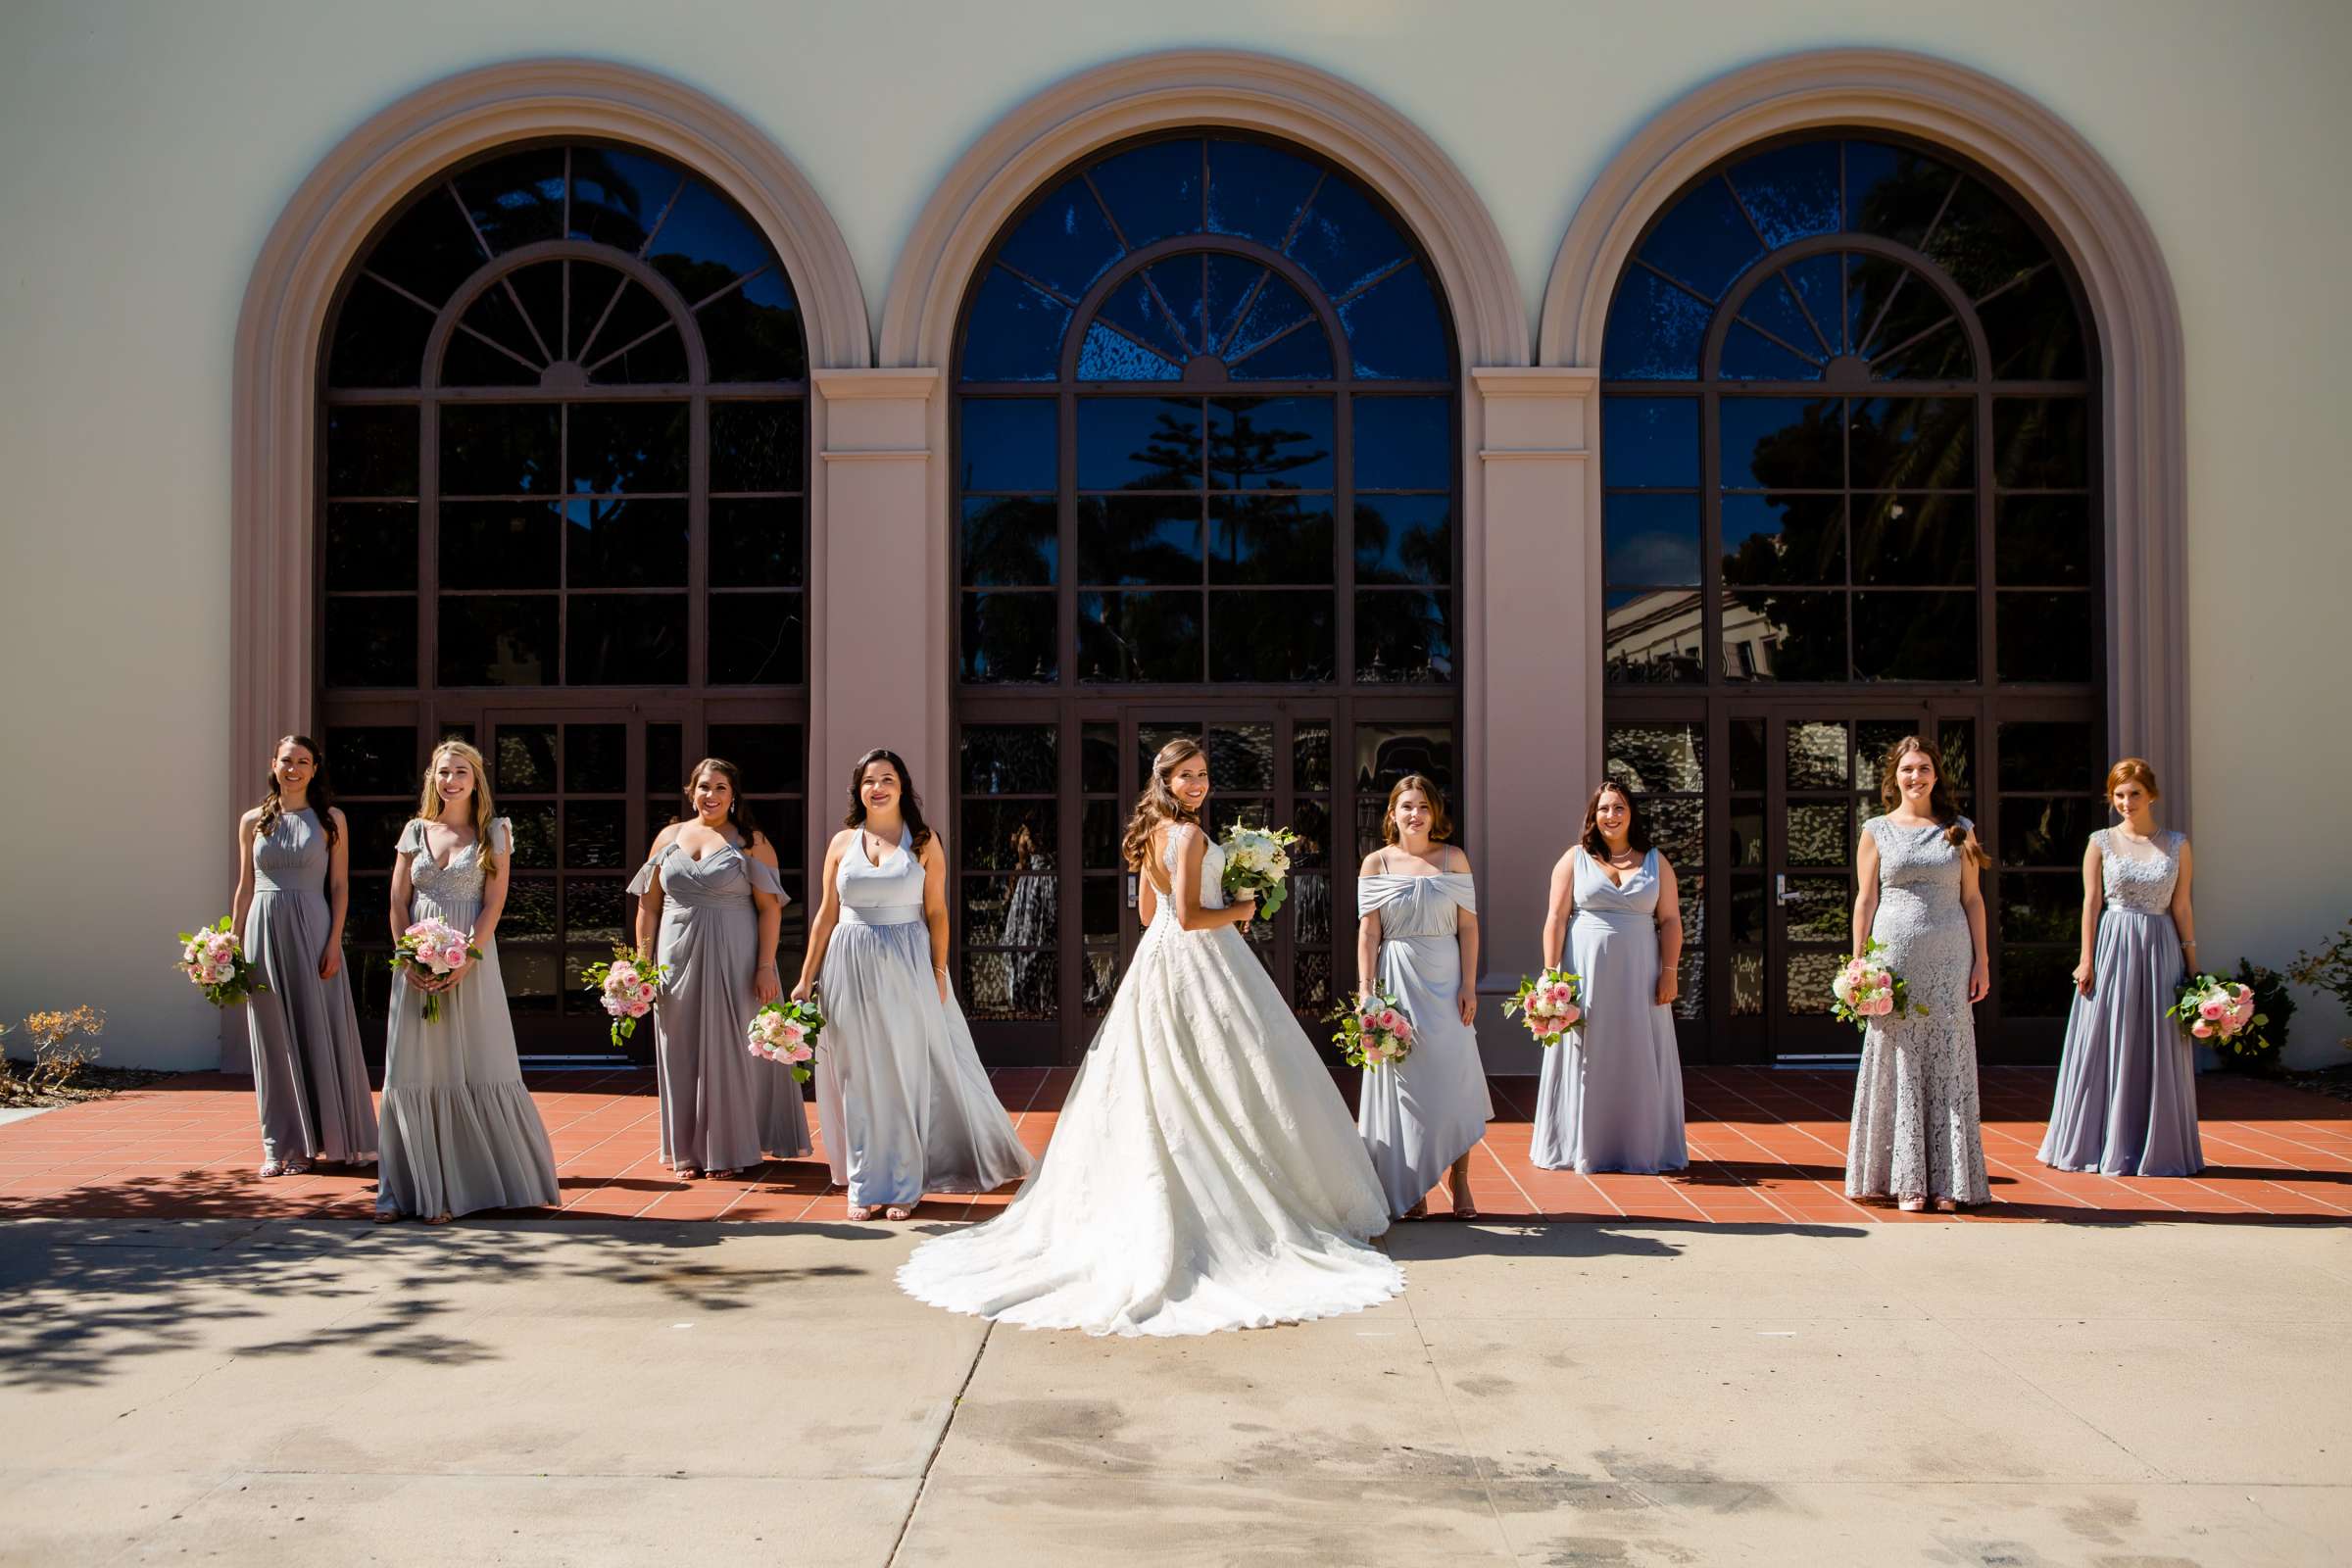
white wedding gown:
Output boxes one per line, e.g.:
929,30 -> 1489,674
897,826 -> 1403,1336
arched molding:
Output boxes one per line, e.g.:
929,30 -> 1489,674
1542,48 -> 2190,821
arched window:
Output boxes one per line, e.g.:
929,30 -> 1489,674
318,142 -> 810,1056
952,133 -> 1459,1063
1600,133 -> 2100,1060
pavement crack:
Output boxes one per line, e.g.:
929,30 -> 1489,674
885,1317 -> 992,1566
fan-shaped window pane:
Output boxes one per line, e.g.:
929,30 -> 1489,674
997,176 -> 1124,300
1727,141 -> 1842,248
1602,267 -> 1710,380
1089,139 -> 1203,250
456,148 -> 565,255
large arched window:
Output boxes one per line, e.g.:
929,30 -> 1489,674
953,133 -> 1459,1063
318,142 -> 810,1056
1600,133 -> 2100,1061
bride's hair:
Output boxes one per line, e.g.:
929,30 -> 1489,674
1121,736 -> 1205,876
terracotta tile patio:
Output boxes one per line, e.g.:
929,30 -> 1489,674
2,1068 -> 2346,1225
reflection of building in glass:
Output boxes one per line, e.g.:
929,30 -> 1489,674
1603,589 -> 1781,681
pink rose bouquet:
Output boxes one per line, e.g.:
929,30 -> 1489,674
389,917 -> 481,1023
174,916 -> 269,1007
578,946 -> 669,1050
748,996 -> 826,1083
2168,973 -> 2271,1058
1502,968 -> 1583,1046
1830,939 -> 1928,1034
1329,989 -> 1415,1070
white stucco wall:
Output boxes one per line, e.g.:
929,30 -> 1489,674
2,0 -> 2346,1068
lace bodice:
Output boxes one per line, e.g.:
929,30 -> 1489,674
1152,826 -> 1225,930
397,817 -> 511,911
2096,827 -> 2183,914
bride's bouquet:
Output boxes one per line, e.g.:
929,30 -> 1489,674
390,917 -> 481,1023
1218,823 -> 1301,918
2169,973 -> 2269,1058
1330,990 -> 1415,1069
748,996 -> 826,1083
1830,939 -> 1928,1034
174,916 -> 268,1007
1503,968 -> 1583,1046
579,946 -> 667,1050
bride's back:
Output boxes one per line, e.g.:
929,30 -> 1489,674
1146,823 -> 1225,930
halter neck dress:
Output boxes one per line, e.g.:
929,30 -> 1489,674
242,806 -> 377,1165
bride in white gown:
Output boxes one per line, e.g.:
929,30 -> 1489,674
897,737 -> 1402,1337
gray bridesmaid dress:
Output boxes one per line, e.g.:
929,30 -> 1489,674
1355,869 -> 1494,1216
375,818 -> 561,1218
628,839 -> 810,1173
1844,816 -> 1990,1204
1531,848 -> 1688,1174
813,827 -> 1033,1209
244,807 -> 378,1165
2037,829 -> 2202,1176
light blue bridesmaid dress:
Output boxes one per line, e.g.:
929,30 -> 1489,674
243,806 -> 377,1165
1531,848 -> 1688,1174
1354,866 -> 1493,1217
813,827 -> 1033,1208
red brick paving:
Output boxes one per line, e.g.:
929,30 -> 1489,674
2,1068 -> 2346,1226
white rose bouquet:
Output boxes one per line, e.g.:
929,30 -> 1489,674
1216,823 -> 1302,919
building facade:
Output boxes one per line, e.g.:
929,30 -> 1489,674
3,1 -> 2345,1071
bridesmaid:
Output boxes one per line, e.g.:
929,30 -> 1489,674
2037,759 -> 2204,1176
375,741 -> 560,1223
231,735 -> 377,1176
1531,783 -> 1689,1174
795,749 -> 1032,1221
1355,775 -> 1492,1220
629,758 -> 810,1181
1845,735 -> 1991,1212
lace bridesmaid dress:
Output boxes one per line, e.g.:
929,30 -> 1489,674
243,807 -> 377,1166
1354,867 -> 1493,1217
1844,817 -> 1989,1204
2037,829 -> 2202,1176
375,818 -> 561,1219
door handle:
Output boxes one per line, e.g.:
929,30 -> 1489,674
1776,874 -> 1798,906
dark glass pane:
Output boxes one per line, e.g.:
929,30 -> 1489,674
1920,176 -> 2049,303
1729,876 -> 1766,947
438,594 -> 555,686
646,722 -> 683,799
1601,267 -> 1709,381
645,179 -> 775,304
564,724 -> 625,794
328,275 -> 435,388
1144,255 -> 1218,358
499,878 -> 557,941
1201,254 -> 1269,358
455,148 -> 564,254
1730,719 -> 1766,792
492,724 -> 557,793
1849,399 -> 1974,491
1078,397 -> 1200,490
1290,173 -> 1410,298
1227,318 -> 1336,380
1082,723 -> 1119,793
323,503 -> 417,591
1782,878 -> 1848,941
503,261 -> 565,361
1353,396 -> 1450,490
1353,723 -> 1456,824
1869,314 -> 1970,382
1643,799 -> 1705,867
962,497 -> 1058,587
1997,592 -> 2095,683
438,501 -> 561,588
1604,587 -> 1704,685
572,271 -> 667,368
326,406 -> 419,497
1844,255 -> 1947,366
1091,138 -> 1202,251
1076,322 -> 1183,381
1721,493 -> 1842,586
1844,141 -> 1956,252
706,724 -> 805,793
1211,495 -> 1335,585
962,945 -> 1057,1021
710,499 -> 804,588
503,941 -> 560,1013
697,267 -> 808,382
1856,720 -> 1919,792
1937,719 -> 1977,802
2000,795 -> 2101,868
440,405 -> 557,496
1852,591 -> 1976,681
1993,399 -> 2089,489
1728,806 -> 1766,868
564,801 -> 628,869
1225,273 -> 1330,377
342,804 -> 412,868
1354,588 -> 1452,684
709,592 -> 805,684
1295,949 -> 1334,1015
321,598 -> 416,688
960,592 -> 1056,683
564,497 -> 688,588
564,877 -> 627,965
442,285 -> 542,387
1354,495 -> 1450,586
1209,592 -> 1336,681
1606,722 -> 1705,793
1719,320 -> 1822,381
592,321 -> 689,386
1092,270 -> 1196,367
1077,590 -> 1202,682
506,805 -> 559,869
1726,140 -> 1841,248
1207,723 -> 1277,791
961,267 -> 1075,384
963,801 -> 1058,870
567,402 -> 688,495
1607,494 -> 1703,586
961,724 -> 1058,794
1786,801 -> 1851,867
1206,137 -> 1321,246
325,726 -> 416,797
567,594 -> 686,685
1079,495 -> 1200,585
2001,946 -> 2073,1017
1852,493 -> 1975,586
961,875 -> 1060,950
1995,496 -> 2092,586
959,400 -> 1056,492
1786,721 -> 1850,789
997,174 -> 1125,299
1721,588 -> 1845,680
367,183 -> 489,306
567,146 -> 678,252
1636,174 -> 1765,299
1339,263 -> 1448,380
1207,397 -> 1334,490
1999,873 -> 2080,943
703,400 -> 804,494
1292,798 -> 1332,868
1720,397 -> 1839,488
1601,397 -> 1698,489
1979,265 -> 2085,380
757,802 -> 807,870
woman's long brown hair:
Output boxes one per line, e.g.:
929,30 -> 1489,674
843,749 -> 933,858
1877,735 -> 1989,866
1121,736 -> 1205,883
256,734 -> 339,853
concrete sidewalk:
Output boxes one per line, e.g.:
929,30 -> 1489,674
3,1216 -> 2345,1566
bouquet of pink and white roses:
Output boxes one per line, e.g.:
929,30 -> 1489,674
748,996 -> 825,1083
1330,990 -> 1415,1070
578,946 -> 667,1049
1218,823 -> 1302,919
174,916 -> 269,1007
2168,973 -> 2270,1058
1502,968 -> 1583,1046
1830,939 -> 1929,1034
389,917 -> 481,1023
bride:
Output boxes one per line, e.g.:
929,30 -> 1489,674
897,737 -> 1403,1336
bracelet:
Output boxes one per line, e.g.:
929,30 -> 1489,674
757,961 -> 778,971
